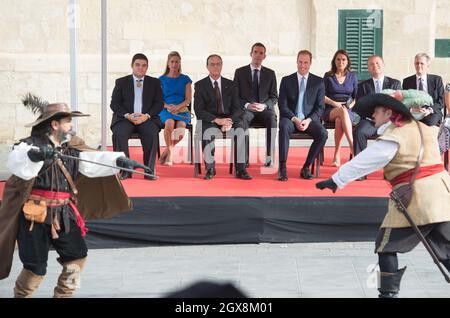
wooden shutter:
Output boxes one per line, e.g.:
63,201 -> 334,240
339,10 -> 383,81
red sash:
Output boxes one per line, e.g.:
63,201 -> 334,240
30,189 -> 88,237
389,164 -> 445,187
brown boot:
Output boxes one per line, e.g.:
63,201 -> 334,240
14,268 -> 45,298
53,257 -> 87,298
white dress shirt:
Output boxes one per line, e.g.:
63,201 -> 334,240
331,121 -> 399,188
209,76 -> 222,92
291,72 -> 309,121
133,75 -> 144,114
245,65 -> 268,110
373,76 -> 385,93
416,74 -> 428,93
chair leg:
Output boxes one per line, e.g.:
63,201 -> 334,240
315,155 -> 320,178
229,136 -> 234,175
157,136 -> 161,159
245,134 -> 250,167
194,136 -> 201,177
445,150 -> 449,171
320,148 -> 325,166
188,126 -> 193,164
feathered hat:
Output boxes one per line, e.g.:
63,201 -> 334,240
353,93 -> 414,120
22,93 -> 89,127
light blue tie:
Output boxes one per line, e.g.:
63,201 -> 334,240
376,80 -> 382,93
297,76 -> 305,120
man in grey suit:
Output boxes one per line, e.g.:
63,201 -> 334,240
278,50 -> 328,181
402,52 -> 444,126
353,55 -> 402,159
194,54 -> 252,180
233,43 -> 278,167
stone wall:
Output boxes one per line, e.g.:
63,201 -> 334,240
0,0 -> 449,146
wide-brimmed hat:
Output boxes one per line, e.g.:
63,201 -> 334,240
25,102 -> 90,127
353,93 -> 413,120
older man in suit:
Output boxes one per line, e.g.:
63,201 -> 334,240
194,54 -> 252,180
353,55 -> 402,159
278,50 -> 328,181
110,53 -> 163,180
233,43 -> 278,167
402,53 -> 444,126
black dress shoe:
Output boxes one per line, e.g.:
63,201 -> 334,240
236,170 -> 253,180
144,169 -> 157,180
278,172 -> 288,181
300,167 -> 313,180
278,164 -> 288,181
356,176 -> 367,181
119,171 -> 132,180
204,168 -> 216,180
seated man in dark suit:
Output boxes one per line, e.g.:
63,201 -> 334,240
233,42 -> 278,167
402,52 -> 444,126
353,55 -> 401,159
194,54 -> 252,180
110,53 -> 163,180
278,50 -> 328,181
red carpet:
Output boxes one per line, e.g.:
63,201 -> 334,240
120,146 -> 390,198
0,146 -> 391,198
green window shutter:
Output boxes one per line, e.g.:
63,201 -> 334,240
435,39 -> 450,58
338,10 -> 383,81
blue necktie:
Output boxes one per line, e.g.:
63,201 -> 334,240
376,80 -> 382,93
297,76 -> 305,120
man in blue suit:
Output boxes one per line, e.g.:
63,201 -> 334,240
278,50 -> 328,181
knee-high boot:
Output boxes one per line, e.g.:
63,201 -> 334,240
14,268 -> 45,298
378,267 -> 407,298
53,257 -> 87,298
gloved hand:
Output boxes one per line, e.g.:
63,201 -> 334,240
116,156 -> 148,171
27,145 -> 55,162
315,178 -> 338,193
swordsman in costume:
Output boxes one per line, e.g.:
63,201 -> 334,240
0,95 -> 142,298
316,92 -> 450,298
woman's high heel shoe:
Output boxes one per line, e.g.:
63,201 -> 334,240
331,160 -> 341,167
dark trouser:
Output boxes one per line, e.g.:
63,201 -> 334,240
17,211 -> 87,276
353,119 -> 378,156
420,112 -> 442,127
111,119 -> 160,171
278,117 -> 328,169
200,119 -> 248,172
242,109 -> 277,157
376,222 -> 450,297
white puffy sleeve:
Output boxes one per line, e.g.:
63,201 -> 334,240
331,140 -> 399,189
7,142 -> 44,180
78,151 -> 125,178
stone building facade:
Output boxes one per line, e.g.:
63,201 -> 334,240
1,0 -> 449,146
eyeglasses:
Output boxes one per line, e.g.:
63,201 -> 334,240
208,62 -> 222,67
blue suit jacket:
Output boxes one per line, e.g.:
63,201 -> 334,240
278,72 -> 325,122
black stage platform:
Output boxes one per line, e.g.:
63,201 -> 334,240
85,196 -> 388,249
